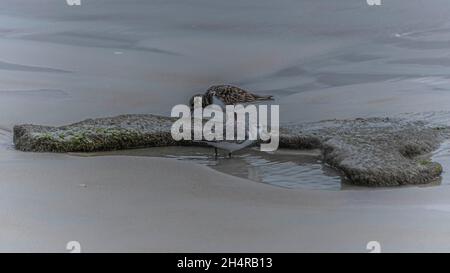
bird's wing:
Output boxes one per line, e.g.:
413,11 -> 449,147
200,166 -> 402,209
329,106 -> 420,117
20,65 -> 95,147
206,85 -> 273,105
222,86 -> 257,104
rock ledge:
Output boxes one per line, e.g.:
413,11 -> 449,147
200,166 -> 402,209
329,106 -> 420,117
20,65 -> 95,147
14,114 -> 448,187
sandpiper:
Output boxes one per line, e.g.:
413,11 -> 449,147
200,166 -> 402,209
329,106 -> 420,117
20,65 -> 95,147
189,85 -> 273,109
198,125 -> 259,158
196,114 -> 263,158
190,85 -> 273,158
207,138 -> 256,158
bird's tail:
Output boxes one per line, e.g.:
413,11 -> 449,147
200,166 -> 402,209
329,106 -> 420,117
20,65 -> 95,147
254,95 -> 274,101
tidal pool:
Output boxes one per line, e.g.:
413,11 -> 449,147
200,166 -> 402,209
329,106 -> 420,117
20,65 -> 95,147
72,146 -> 350,190
69,141 -> 450,191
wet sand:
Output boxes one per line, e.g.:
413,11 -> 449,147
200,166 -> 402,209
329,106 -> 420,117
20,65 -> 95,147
3,141 -> 450,252
3,0 -> 450,252
73,146 -> 343,190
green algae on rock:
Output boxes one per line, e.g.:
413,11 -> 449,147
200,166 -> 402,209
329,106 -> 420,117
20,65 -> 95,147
14,115 -> 185,153
13,114 -> 448,187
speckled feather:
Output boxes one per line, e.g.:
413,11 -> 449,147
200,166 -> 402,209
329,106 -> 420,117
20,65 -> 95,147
204,85 -> 273,105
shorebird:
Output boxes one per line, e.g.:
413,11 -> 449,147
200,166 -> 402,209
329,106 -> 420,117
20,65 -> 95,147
189,85 -> 273,109
200,126 -> 259,158
208,138 -> 256,158
190,85 -> 273,158
196,115 -> 262,158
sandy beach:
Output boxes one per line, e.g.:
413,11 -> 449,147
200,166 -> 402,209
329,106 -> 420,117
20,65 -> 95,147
3,0 -> 450,252
3,139 -> 450,252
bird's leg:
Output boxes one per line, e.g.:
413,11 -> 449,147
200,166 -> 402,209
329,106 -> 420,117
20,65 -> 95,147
228,152 -> 232,158
214,147 -> 218,159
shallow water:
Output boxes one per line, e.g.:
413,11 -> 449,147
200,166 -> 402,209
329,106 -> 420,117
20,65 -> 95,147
73,146 -> 346,190
3,1 -> 450,127
4,1 -> 450,252
72,143 -> 448,191
3,1 -> 450,190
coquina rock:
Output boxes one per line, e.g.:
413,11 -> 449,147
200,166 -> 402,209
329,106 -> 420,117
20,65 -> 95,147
13,114 -> 449,187
280,118 -> 447,186
13,115 -> 183,153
